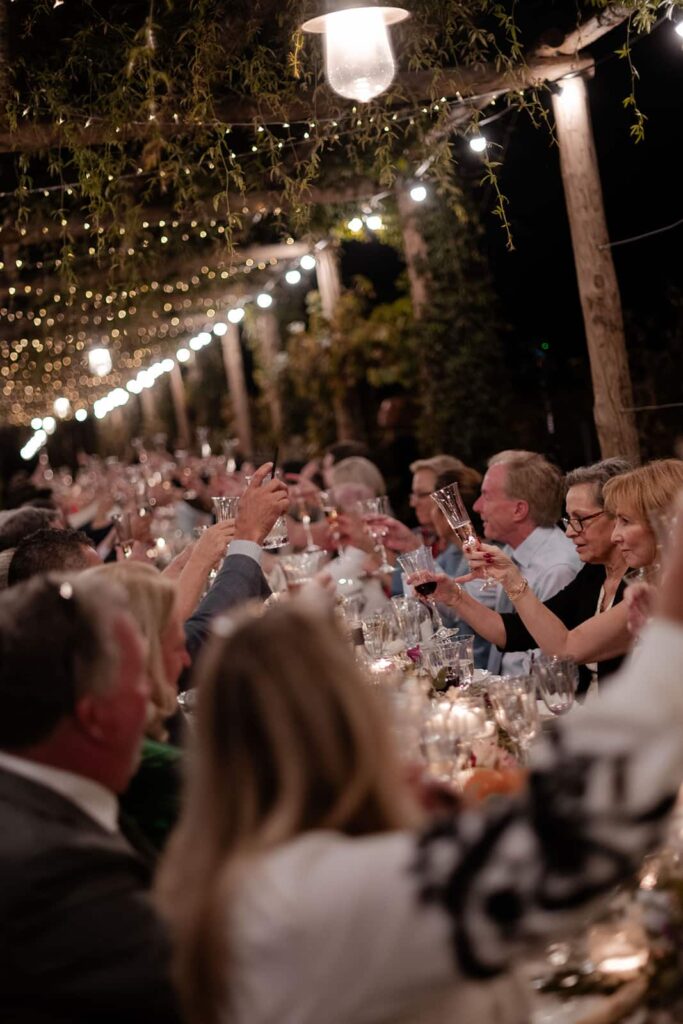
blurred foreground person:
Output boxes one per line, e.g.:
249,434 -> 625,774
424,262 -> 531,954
157,499 -> 683,1024
0,574 -> 180,1024
86,561 -> 190,851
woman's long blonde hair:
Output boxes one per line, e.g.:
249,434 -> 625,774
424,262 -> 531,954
84,561 -> 178,739
155,601 -> 416,1024
603,459 -> 683,532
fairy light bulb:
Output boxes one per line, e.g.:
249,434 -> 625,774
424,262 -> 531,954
347,217 -> 363,232
256,293 -> 273,308
469,134 -> 487,153
176,347 -> 191,362
53,397 -> 71,419
227,307 -> 245,324
302,4 -> 410,104
410,184 -> 427,202
300,254 -> 316,271
285,270 -> 302,285
75,408 -> 88,422
88,347 -> 113,376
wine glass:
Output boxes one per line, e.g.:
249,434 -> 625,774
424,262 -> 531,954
356,496 -> 395,574
319,489 -> 344,554
532,653 -> 578,715
110,511 -> 134,558
430,482 -> 497,592
279,550 -> 327,593
396,545 -> 455,639
488,675 -> 540,763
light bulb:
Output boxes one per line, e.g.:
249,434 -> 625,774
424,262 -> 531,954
161,358 -> 174,372
189,336 -> 203,350
176,347 -> 191,362
469,134 -> 487,153
31,417 -> 43,430
197,331 -> 212,346
285,269 -> 302,285
213,322 -> 228,336
257,293 -> 273,308
410,184 -> 427,202
227,307 -> 245,324
300,254 -> 316,270
75,409 -> 88,422
53,397 -> 70,419
88,346 -> 112,376
366,214 -> 383,230
347,217 -> 363,232
303,6 -> 410,103
127,379 -> 142,393
676,21 -> 683,38
43,416 -> 56,434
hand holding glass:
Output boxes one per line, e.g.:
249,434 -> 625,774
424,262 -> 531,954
431,482 -> 497,592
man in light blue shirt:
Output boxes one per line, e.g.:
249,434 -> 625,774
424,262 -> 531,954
473,450 -> 582,675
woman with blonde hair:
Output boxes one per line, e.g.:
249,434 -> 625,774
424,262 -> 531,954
411,459 -> 683,668
156,541 -> 683,1024
85,561 -> 190,849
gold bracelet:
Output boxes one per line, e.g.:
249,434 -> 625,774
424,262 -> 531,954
504,576 -> 529,601
450,582 -> 464,604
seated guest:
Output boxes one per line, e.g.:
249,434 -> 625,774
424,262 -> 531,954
409,454 -> 469,552
0,506 -> 58,551
86,562 -> 189,852
0,573 -> 180,1023
8,527 -> 102,585
156,510 -> 683,1024
423,458 -> 683,671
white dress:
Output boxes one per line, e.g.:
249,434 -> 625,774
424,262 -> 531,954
225,619 -> 683,1024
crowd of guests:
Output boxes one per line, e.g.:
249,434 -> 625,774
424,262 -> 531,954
1,437 -> 683,1023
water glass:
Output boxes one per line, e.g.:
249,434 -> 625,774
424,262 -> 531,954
420,636 -> 462,691
362,612 -> 392,659
532,654 -> 578,715
279,550 -> 327,592
390,596 -> 424,646
488,675 -> 540,761
212,495 -> 240,521
456,634 -> 475,688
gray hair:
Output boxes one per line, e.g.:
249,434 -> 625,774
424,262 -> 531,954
564,458 -> 633,507
0,507 -> 57,552
0,572 -> 130,749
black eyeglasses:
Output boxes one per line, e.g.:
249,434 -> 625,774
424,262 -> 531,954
561,511 -> 604,534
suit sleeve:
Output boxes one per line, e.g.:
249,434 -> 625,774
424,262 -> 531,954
183,552 -> 271,662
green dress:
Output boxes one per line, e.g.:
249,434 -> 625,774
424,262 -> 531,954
119,738 -> 183,854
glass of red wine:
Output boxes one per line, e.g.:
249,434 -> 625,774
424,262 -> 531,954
396,546 -> 454,639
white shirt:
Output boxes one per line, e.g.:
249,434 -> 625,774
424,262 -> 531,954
488,526 -> 582,676
0,750 -> 118,833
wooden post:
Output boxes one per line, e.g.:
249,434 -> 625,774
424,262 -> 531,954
315,245 -> 342,320
221,324 -> 254,456
169,362 -> 191,450
139,387 -> 158,438
255,312 -> 284,438
396,185 -> 431,319
551,77 -> 640,463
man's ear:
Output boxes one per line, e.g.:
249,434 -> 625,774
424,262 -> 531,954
512,499 -> 529,522
73,694 -> 107,742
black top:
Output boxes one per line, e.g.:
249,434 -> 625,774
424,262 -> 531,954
498,562 -> 626,696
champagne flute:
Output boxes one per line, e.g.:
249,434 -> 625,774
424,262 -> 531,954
357,496 -> 394,574
431,482 -> 497,592
319,489 -> 344,554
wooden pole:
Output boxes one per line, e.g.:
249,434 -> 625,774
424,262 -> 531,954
396,185 -> 431,319
169,363 -> 191,450
220,324 -> 253,456
551,77 -> 640,463
315,246 -> 342,320
255,312 -> 284,439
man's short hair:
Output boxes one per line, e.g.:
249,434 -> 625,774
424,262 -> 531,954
0,507 -> 57,552
324,440 -> 370,465
8,529 -> 96,587
410,455 -> 466,478
0,574 -> 126,748
488,450 -> 564,528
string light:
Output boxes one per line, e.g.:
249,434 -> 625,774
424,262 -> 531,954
53,396 -> 70,418
410,184 -> 427,202
285,269 -> 302,285
300,254 -> 316,270
256,293 -> 273,308
176,347 -> 191,362
469,134 -> 488,152
88,347 -> 113,376
212,322 -> 228,336
75,408 -> 88,421
365,214 -> 383,230
347,217 -> 363,232
227,307 -> 245,323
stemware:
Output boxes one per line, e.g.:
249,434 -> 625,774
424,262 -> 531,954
532,653 -> 578,715
430,481 -> 497,592
390,596 -> 424,647
361,611 -> 393,659
396,545 -> 454,639
488,675 -> 540,762
212,495 -> 240,522
279,550 -> 327,593
420,636 -> 462,692
319,489 -> 344,554
110,511 -> 134,558
356,496 -> 394,574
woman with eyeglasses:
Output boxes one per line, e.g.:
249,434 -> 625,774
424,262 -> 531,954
409,459 -> 683,684
407,459 -> 631,693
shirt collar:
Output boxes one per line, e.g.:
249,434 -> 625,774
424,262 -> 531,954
508,526 -> 557,569
0,750 -> 119,833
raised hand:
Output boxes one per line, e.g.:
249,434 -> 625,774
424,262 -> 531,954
234,462 -> 289,545
195,519 -> 237,567
406,570 -> 461,607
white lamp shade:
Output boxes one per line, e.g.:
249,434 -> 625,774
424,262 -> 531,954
303,6 -> 409,104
